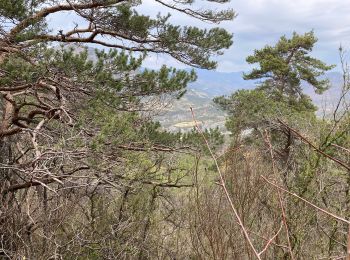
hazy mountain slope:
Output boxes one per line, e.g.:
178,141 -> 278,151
157,71 -> 345,131
154,89 -> 226,132
190,70 -> 255,96
55,46 -> 344,131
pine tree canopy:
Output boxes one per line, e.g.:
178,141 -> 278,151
243,31 -> 335,102
1,0 -> 235,69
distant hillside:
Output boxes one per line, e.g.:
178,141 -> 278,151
54,45 -> 345,131
154,89 -> 227,132
190,70 -> 254,96
155,71 -> 251,132
189,70 -> 344,102
157,70 -> 345,131
305,72 -> 345,114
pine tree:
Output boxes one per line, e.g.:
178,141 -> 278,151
215,31 -> 334,137
0,1 -> 235,258
244,31 -> 334,109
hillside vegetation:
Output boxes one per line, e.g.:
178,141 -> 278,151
0,1 -> 349,259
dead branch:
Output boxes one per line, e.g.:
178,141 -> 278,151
261,175 -> 350,225
278,119 -> 350,171
190,107 -> 261,260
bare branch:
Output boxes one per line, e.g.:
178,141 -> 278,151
278,119 -> 350,171
258,221 -> 283,257
261,175 -> 350,225
9,0 -> 125,39
190,107 -> 261,260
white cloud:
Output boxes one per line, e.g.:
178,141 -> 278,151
218,0 -> 350,71
139,0 -> 350,72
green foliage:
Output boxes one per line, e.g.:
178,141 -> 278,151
244,31 -> 334,106
159,25 -> 233,69
139,121 -> 182,146
0,0 -> 45,19
0,0 -> 26,20
214,89 -> 317,135
182,127 -> 224,153
216,32 -> 333,136
2,1 -> 234,69
98,4 -> 233,68
101,4 -> 156,39
0,1 -> 234,258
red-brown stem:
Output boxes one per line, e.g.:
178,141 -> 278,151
261,176 -> 350,225
264,130 -> 295,260
190,107 -> 261,259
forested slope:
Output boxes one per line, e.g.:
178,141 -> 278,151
0,1 -> 349,259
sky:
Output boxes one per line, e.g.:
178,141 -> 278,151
215,0 -> 350,73
49,0 -> 350,73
